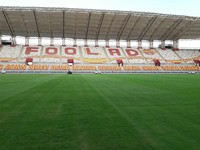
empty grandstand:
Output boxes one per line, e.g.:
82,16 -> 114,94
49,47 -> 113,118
0,6 -> 200,73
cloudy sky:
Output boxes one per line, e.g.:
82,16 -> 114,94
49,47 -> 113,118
1,0 -> 200,17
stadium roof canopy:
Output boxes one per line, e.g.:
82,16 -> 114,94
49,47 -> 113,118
1,6 -> 200,41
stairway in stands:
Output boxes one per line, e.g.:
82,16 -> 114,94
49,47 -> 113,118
173,50 -> 186,63
102,47 -> 111,64
78,46 -> 84,63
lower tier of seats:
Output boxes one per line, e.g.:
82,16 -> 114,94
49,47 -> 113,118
0,64 -> 199,72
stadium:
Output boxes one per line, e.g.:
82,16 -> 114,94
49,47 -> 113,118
0,4 -> 200,150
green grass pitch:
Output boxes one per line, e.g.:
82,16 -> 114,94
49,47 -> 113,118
0,74 -> 200,150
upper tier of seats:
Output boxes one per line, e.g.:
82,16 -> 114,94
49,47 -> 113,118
0,45 -> 22,62
156,48 -> 182,64
139,48 -> 165,63
0,45 -> 199,65
175,49 -> 200,63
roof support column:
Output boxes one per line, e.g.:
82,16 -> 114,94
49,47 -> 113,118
173,40 -> 179,49
11,36 -> 16,46
177,40 -> 179,48
25,37 -> 29,46
106,40 -> 109,48
138,40 -> 142,49
160,40 -> 165,49
116,40 -> 120,48
73,39 -> 77,47
50,38 -> 54,46
127,40 -> 131,48
149,40 -> 153,49
95,40 -> 98,47
84,39 -> 88,47
0,36 -> 2,46
38,37 -> 41,46
62,38 -> 66,46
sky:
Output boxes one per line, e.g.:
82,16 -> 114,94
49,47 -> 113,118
1,0 -> 200,17
1,0 -> 200,48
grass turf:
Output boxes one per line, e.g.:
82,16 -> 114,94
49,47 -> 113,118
0,74 -> 200,150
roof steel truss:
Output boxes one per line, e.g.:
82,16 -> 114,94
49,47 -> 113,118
0,6 -> 200,41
